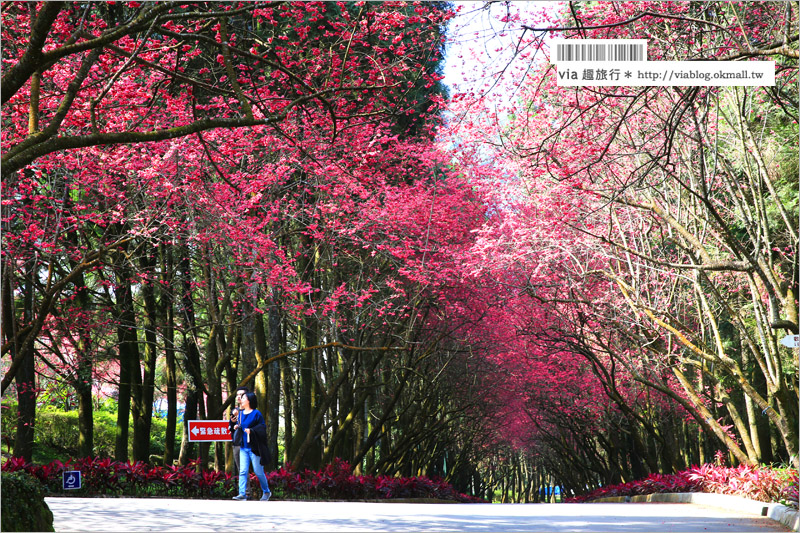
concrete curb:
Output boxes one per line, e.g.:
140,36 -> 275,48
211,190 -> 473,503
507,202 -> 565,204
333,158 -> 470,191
590,492 -> 799,531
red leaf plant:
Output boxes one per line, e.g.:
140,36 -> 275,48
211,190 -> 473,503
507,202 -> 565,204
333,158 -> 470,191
1,456 -> 484,502
567,463 -> 798,508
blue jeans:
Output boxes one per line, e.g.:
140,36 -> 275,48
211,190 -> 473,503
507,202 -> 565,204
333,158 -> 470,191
238,448 -> 271,497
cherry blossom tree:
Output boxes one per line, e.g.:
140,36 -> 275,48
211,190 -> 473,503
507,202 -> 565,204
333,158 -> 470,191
444,0 -> 798,489
2,0 -> 457,463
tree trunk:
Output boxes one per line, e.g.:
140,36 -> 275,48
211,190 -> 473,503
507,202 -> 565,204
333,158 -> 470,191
204,325 -> 224,471
671,365 -> 753,465
252,311 -> 269,420
14,257 -> 36,461
12,82 -> 43,461
133,250 -> 158,462
179,389 -> 197,466
267,304 -> 282,469
282,355 -> 294,466
114,243 -> 140,463
177,253 -> 203,466
292,322 -> 318,469
224,327 -> 240,473
291,226 -> 322,469
201,246 -> 225,471
73,272 -> 94,459
240,302 -> 258,394
291,348 -> 355,469
162,243 -> 177,466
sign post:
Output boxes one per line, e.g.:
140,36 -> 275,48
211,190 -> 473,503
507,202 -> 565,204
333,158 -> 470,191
782,333 -> 800,463
63,471 -> 81,490
187,420 -> 232,442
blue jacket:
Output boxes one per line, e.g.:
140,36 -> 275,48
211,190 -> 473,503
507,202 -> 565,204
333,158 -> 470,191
239,409 -> 271,464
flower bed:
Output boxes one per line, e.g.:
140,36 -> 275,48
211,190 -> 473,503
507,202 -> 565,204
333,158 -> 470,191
566,464 -> 798,509
1,456 -> 484,502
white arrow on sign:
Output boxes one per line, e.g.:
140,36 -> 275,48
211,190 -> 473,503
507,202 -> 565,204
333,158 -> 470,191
780,334 -> 800,348
192,426 -> 200,435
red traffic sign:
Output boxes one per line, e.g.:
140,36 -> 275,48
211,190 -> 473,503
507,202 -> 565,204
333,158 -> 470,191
187,420 -> 232,442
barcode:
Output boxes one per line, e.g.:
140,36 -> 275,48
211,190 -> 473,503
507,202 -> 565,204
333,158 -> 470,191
553,40 -> 648,62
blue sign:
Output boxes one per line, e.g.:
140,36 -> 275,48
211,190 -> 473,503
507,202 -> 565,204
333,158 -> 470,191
63,471 -> 81,490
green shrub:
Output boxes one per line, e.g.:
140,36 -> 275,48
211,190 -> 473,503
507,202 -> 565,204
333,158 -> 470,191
0,470 -> 55,532
91,407 -> 120,457
37,406 -> 80,452
2,398 -> 171,461
1,399 -> 17,451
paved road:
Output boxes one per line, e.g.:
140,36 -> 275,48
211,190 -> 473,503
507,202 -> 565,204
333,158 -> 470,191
46,497 -> 791,532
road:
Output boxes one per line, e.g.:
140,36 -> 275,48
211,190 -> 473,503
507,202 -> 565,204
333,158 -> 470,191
46,497 -> 791,532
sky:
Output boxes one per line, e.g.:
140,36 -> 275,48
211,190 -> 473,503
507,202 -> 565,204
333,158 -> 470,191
437,1 -> 566,163
442,1 -> 565,99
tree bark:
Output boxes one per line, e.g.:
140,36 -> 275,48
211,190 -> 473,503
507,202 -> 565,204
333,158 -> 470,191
133,249 -> 158,462
177,253 -> 204,466
267,304 -> 282,469
14,258 -> 36,461
113,241 -> 140,463
73,270 -> 94,459
161,242 -> 178,466
201,245 -> 226,471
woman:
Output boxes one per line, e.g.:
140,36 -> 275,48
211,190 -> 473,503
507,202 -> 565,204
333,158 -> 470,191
228,387 -> 249,474
231,391 -> 272,501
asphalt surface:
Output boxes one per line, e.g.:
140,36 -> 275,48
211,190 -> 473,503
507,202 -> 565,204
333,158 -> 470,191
45,497 -> 792,532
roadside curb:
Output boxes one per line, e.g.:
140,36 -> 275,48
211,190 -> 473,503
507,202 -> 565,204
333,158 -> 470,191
590,492 -> 799,531
278,498 -> 462,504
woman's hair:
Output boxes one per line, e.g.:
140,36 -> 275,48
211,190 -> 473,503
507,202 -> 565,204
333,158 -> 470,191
244,391 -> 258,409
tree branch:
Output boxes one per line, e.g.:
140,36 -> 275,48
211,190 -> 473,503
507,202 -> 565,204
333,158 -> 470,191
524,11 -> 730,34
1,1 -> 65,104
